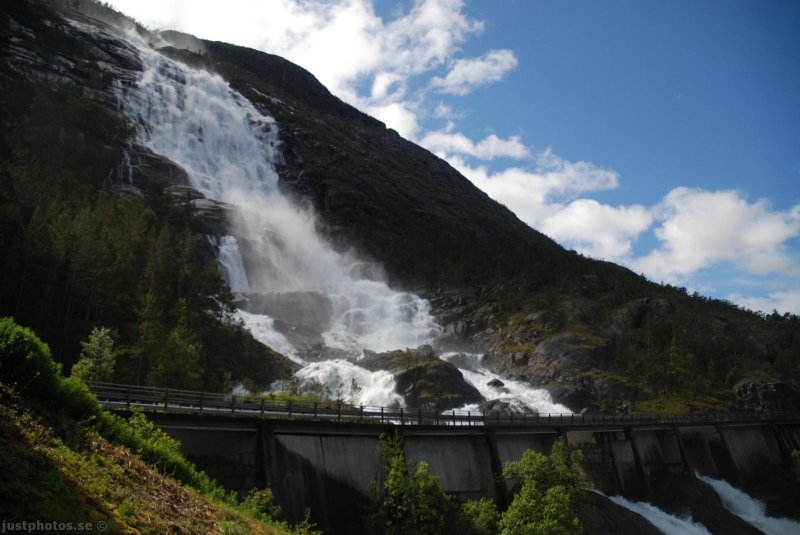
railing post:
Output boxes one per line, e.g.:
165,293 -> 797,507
337,400 -> 341,422
400,407 -> 404,425
468,411 -> 471,426
126,387 -> 131,410
164,389 -> 169,412
452,410 -> 456,426
199,392 -> 204,415
361,405 -> 365,422
260,397 -> 264,418
380,406 -> 384,423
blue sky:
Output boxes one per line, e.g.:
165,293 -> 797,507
104,0 -> 800,314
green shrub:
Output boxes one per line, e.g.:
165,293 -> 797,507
0,317 -> 217,494
57,375 -> 102,420
499,484 -> 581,535
369,435 -> 463,535
499,439 -> 586,535
243,487 -> 282,521
0,317 -> 61,400
94,408 -> 216,493
460,497 -> 499,535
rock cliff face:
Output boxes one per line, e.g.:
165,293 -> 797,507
3,0 -> 799,412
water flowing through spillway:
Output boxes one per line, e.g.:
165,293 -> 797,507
604,494 -> 711,535
697,475 -> 800,534
119,35 -> 441,404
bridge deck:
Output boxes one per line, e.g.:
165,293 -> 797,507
87,381 -> 799,429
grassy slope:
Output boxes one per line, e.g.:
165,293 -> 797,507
0,384 -> 290,534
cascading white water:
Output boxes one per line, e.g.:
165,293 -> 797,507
441,352 -> 572,414
603,494 -> 711,535
697,474 -> 800,534
217,235 -> 249,293
119,32 -> 441,404
294,360 -> 403,407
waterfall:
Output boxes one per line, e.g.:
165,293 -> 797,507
441,352 -> 572,414
217,235 -> 249,293
294,360 -> 403,407
697,475 -> 800,534
604,494 -> 711,535
118,32 -> 440,402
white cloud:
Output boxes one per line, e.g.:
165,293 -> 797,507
105,0 -> 483,128
534,148 -> 619,196
539,200 -> 653,260
420,125 -> 529,160
371,72 -> 405,100
632,188 -> 800,282
431,49 -> 518,95
434,103 -> 454,118
368,101 -> 420,138
449,150 -> 641,261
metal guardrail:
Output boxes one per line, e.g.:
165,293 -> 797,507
85,381 -> 800,428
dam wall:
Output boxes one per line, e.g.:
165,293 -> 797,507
144,413 -> 800,534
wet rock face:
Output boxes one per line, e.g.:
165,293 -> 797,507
477,332 -> 621,412
2,2 -> 143,109
650,473 -> 764,535
357,345 -> 482,411
575,491 -> 663,535
734,381 -> 800,413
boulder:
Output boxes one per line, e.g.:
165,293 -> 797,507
356,346 -> 482,411
479,399 -> 531,418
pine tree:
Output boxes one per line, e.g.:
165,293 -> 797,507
71,326 -> 116,382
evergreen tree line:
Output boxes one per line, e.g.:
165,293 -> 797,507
0,81 -> 286,391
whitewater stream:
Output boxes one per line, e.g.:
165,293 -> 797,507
698,475 -> 800,535
115,31 -> 568,412
599,477 -> 800,535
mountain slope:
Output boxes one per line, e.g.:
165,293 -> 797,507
189,34 -> 800,411
198,39 -> 566,289
1,0 -> 798,412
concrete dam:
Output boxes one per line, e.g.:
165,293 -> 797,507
91,383 -> 800,533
